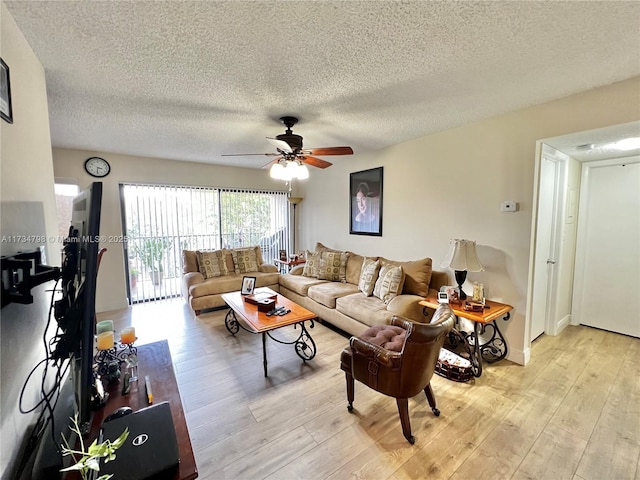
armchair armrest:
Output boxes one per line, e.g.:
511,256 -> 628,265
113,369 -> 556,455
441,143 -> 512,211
350,337 -> 403,368
391,316 -> 413,331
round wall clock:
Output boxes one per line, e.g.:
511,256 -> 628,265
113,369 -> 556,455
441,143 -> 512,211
84,157 -> 111,178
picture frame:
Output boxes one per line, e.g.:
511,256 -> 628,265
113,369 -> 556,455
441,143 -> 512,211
0,58 -> 13,124
350,167 -> 383,236
279,249 -> 287,261
241,276 -> 256,295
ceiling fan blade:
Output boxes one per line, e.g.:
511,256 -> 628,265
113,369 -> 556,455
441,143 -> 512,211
299,155 -> 333,169
305,146 -> 353,156
262,157 -> 282,169
221,152 -> 280,157
266,137 -> 293,154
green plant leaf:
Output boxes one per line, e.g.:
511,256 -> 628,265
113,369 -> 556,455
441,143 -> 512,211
59,415 -> 128,480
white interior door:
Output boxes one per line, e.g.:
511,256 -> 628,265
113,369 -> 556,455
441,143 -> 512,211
573,158 -> 640,337
531,155 -> 560,340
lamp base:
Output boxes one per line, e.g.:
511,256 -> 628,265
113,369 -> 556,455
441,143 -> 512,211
454,270 -> 468,300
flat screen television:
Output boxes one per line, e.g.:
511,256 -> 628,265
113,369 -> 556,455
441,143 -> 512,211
68,180 -> 103,430
18,181 -> 103,480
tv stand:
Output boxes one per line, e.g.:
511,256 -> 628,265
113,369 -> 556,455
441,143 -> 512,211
81,340 -> 197,480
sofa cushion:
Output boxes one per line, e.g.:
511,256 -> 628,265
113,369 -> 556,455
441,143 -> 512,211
279,272 -> 328,296
189,272 -> 278,298
182,250 -> 199,274
317,251 -> 349,282
302,251 -> 321,278
196,249 -> 229,278
307,282 -> 360,309
345,252 -> 367,285
373,264 -> 405,304
231,247 -> 259,274
358,258 -> 380,296
379,256 -> 432,297
336,293 -> 394,328
315,242 -> 340,253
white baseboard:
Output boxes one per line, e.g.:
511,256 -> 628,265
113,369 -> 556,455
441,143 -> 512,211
507,347 -> 529,366
556,314 -> 571,333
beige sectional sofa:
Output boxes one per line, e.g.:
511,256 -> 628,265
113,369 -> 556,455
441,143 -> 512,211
278,243 -> 449,337
181,246 -> 279,314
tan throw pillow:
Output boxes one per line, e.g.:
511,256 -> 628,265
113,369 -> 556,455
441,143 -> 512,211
379,256 -> 432,297
302,251 -> 321,278
231,247 -> 259,274
358,258 -> 381,296
373,264 -> 405,304
196,250 -> 229,278
318,251 -> 349,282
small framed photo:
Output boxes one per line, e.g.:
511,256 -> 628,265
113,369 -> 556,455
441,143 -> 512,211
350,167 -> 383,236
279,249 -> 287,261
0,58 -> 13,124
241,276 -> 256,295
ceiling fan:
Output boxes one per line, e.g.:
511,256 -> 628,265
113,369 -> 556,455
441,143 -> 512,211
222,116 -> 353,178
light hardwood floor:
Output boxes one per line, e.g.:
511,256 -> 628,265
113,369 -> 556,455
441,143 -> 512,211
98,300 -> 640,480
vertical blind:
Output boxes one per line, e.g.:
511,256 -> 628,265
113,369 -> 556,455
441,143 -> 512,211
120,184 -> 289,304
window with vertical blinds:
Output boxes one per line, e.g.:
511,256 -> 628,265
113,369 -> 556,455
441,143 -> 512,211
121,184 -> 289,303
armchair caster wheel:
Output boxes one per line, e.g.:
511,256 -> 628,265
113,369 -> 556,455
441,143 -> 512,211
347,403 -> 353,412
432,407 -> 440,417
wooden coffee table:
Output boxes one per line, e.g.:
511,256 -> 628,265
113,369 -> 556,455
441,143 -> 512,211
220,287 -> 318,377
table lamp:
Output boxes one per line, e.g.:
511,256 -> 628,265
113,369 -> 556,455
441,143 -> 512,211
440,239 -> 484,300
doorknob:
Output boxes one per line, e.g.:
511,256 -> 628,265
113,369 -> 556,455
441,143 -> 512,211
546,259 -> 556,264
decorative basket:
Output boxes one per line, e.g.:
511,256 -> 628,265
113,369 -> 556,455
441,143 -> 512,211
435,348 -> 473,382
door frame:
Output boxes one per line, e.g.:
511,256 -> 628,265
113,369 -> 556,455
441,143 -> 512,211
526,143 -> 567,349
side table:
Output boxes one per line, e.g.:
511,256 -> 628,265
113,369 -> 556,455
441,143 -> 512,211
419,297 -> 512,377
274,258 -> 306,273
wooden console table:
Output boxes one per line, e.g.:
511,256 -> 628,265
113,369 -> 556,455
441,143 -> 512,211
85,340 -> 198,480
420,297 -> 512,377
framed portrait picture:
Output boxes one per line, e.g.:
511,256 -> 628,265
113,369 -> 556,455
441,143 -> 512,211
350,167 -> 383,236
241,276 -> 256,295
0,58 -> 13,124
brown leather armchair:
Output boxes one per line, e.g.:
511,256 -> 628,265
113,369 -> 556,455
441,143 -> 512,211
340,304 -> 454,444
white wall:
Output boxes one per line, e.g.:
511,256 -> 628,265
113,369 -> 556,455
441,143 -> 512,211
0,3 -> 59,477
297,77 -> 640,366
52,149 -> 298,312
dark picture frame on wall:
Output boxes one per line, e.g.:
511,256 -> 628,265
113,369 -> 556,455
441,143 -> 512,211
350,167 -> 383,236
0,58 -> 13,124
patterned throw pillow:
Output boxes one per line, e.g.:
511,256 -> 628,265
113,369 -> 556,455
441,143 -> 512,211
302,251 -> 321,278
373,264 -> 404,304
358,258 -> 381,296
318,251 -> 349,282
231,248 -> 259,274
196,250 -> 229,279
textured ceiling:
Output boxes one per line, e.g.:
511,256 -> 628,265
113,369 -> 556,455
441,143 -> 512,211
5,1 -> 640,169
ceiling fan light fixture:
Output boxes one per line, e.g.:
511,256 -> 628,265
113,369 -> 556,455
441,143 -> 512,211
270,159 -> 309,181
270,162 -> 285,179
297,163 -> 309,180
